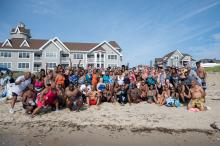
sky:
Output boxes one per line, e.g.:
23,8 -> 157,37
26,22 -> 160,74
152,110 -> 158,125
0,0 -> 220,66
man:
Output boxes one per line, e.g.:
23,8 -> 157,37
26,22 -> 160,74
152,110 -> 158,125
196,61 -> 207,91
65,84 -> 83,111
22,84 -> 36,114
80,81 -> 92,103
127,83 -> 141,104
187,80 -> 205,111
10,72 -> 31,113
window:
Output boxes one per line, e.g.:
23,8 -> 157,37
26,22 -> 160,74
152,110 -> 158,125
46,63 -> 56,69
45,52 -> 57,58
108,55 -> 117,60
72,64 -> 83,67
108,64 -> 117,67
19,52 -> 30,58
73,53 -> 83,59
0,51 -> 11,57
0,62 -> 11,69
18,63 -> 29,69
174,56 -> 179,60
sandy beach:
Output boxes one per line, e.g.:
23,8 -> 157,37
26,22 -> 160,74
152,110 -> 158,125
1,73 -> 220,146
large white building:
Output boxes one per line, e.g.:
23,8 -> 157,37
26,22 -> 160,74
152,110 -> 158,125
0,22 -> 123,72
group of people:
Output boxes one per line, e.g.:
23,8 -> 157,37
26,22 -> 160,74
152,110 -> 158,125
0,61 -> 207,117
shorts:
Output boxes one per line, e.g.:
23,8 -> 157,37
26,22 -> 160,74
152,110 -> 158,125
147,96 -> 154,102
89,99 -> 97,105
189,98 -> 204,109
12,92 -> 18,97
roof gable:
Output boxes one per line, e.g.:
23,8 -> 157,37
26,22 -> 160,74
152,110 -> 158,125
1,39 -> 12,47
39,39 -> 62,51
89,41 -> 123,56
20,39 -> 30,47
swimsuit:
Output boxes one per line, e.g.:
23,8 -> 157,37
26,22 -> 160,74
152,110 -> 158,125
55,74 -> 65,87
37,88 -> 57,108
34,80 -> 44,92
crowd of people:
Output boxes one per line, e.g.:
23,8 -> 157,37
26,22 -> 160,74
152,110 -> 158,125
0,61 -> 207,117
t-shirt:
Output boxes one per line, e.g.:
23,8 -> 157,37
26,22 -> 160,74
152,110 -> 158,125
80,84 -> 92,94
11,75 -> 31,95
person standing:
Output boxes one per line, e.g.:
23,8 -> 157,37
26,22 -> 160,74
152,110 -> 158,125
10,72 -> 32,113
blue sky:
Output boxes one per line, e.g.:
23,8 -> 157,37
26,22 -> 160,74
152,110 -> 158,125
0,0 -> 220,66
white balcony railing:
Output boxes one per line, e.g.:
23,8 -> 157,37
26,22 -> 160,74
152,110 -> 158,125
61,57 -> 69,61
34,56 -> 42,60
33,67 -> 41,71
87,58 -> 95,62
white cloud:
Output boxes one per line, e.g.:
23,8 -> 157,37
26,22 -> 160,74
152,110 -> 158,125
176,1 -> 220,22
30,0 -> 59,15
212,33 -> 220,41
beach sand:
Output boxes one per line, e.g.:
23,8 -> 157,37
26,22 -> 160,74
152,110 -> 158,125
1,73 -> 220,146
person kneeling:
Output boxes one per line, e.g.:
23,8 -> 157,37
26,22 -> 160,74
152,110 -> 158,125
31,81 -> 59,117
22,84 -> 36,114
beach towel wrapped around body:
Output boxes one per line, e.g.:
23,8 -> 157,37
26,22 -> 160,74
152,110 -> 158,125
165,97 -> 180,107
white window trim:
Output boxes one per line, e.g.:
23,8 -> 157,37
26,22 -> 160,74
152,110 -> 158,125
73,53 -> 83,60
45,52 -> 57,58
107,64 -> 117,67
0,51 -> 12,58
0,62 -> 12,69
17,62 -> 30,69
2,39 -> 12,47
108,54 -> 117,60
18,52 -> 30,59
20,40 -> 30,47
46,62 -> 57,69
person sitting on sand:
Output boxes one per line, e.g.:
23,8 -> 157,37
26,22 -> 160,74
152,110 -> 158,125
101,84 -> 114,103
10,72 -> 32,114
32,81 -> 59,117
87,86 -> 101,106
139,80 -> 148,101
116,84 -> 129,106
80,81 -> 92,103
165,86 -> 180,107
22,84 -> 36,114
187,80 -> 205,111
157,84 -> 170,105
146,85 -> 158,104
127,83 -> 141,104
65,83 -> 83,111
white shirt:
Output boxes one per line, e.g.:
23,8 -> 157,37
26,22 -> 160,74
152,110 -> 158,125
117,76 -> 124,85
80,84 -> 92,94
11,75 -> 31,95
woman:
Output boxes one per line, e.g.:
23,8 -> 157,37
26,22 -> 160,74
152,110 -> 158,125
92,69 -> 99,89
157,85 -> 170,105
44,70 -> 54,88
102,84 -> 114,102
34,73 -> 44,93
32,81 -> 59,117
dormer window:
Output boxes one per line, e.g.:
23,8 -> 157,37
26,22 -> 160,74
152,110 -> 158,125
20,40 -> 30,47
2,39 -> 12,47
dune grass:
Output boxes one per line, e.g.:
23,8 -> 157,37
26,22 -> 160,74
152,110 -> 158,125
205,66 -> 220,73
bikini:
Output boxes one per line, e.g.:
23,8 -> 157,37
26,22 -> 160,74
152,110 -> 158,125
34,80 -> 44,92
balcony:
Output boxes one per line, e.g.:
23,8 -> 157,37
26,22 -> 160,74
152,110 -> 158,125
33,67 -> 41,72
34,56 -> 42,61
61,57 -> 69,61
87,58 -> 95,62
